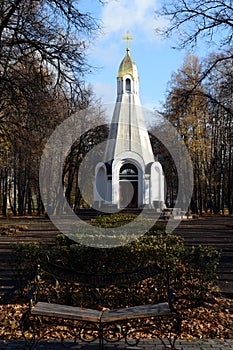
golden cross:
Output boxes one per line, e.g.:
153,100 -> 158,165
122,31 -> 134,51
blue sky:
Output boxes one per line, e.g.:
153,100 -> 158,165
79,0 -> 211,124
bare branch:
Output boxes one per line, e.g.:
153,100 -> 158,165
156,0 -> 233,49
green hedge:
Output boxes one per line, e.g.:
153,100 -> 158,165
12,214 -> 221,304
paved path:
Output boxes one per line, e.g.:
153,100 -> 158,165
0,339 -> 233,349
174,215 -> 233,298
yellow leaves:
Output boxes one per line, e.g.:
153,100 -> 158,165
0,303 -> 28,339
0,296 -> 232,341
178,296 -> 233,339
9,320 -> 17,330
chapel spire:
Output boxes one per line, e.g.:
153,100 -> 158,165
93,34 -> 165,210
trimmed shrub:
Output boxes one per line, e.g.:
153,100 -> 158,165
12,215 -> 221,304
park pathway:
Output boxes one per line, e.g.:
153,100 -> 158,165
173,215 -> 233,298
0,339 -> 233,349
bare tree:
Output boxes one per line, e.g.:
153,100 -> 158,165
157,1 -> 233,214
156,0 -> 233,86
0,1 -> 104,215
157,0 -> 233,49
158,52 -> 233,214
0,55 -> 107,215
63,96 -> 108,210
0,0 -> 102,94
0,56 -> 69,215
204,54 -> 233,213
162,55 -> 211,213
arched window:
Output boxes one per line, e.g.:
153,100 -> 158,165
126,78 -> 131,92
120,163 -> 138,177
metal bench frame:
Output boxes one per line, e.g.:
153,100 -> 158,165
21,262 -> 181,349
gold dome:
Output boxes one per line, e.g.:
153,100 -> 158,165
118,50 -> 138,78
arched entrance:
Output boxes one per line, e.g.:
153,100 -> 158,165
119,163 -> 138,208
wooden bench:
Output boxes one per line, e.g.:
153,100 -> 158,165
21,262 -> 181,349
161,208 -> 191,220
161,208 -> 174,219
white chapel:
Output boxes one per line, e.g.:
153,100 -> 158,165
94,32 -> 165,210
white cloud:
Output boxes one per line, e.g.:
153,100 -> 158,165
100,0 -> 166,42
87,0 -> 168,70
85,0 -> 170,109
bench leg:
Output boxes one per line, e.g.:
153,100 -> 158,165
20,311 -> 37,350
99,322 -> 104,350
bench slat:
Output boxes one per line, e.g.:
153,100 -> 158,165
31,302 -> 102,323
101,302 -> 171,322
31,301 -> 171,325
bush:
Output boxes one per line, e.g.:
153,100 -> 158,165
181,245 -> 221,302
90,213 -> 139,227
12,215 -> 221,304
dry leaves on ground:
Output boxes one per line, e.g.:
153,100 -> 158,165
0,296 -> 232,341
